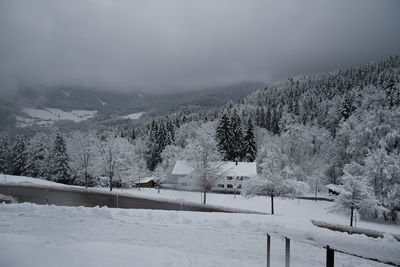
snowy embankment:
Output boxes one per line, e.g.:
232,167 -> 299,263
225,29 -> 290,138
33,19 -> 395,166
1,203 -> 399,267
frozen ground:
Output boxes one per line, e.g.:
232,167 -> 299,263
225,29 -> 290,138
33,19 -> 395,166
0,203 -> 399,267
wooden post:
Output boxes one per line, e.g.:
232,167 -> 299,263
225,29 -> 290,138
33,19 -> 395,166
326,246 -> 334,267
285,237 -> 290,267
266,234 -> 271,267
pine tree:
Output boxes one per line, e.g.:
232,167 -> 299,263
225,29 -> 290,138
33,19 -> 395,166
25,134 -> 48,178
216,114 -> 233,160
264,109 -> 271,130
230,110 -> 244,160
50,133 -> 71,184
270,109 -> 280,135
340,92 -> 356,120
10,136 -> 27,176
243,119 -> 257,162
0,134 -> 10,174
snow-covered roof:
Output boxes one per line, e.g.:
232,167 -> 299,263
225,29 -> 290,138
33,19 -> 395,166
135,176 -> 156,184
171,160 -> 257,177
325,184 -> 344,193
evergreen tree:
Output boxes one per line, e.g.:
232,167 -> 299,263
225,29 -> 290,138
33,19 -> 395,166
270,109 -> 280,135
243,119 -> 257,162
145,120 -> 172,171
264,109 -> 271,130
50,133 -> 71,184
216,114 -> 232,160
340,92 -> 356,120
24,134 -> 49,177
10,136 -> 27,176
230,110 -> 244,160
0,134 -> 10,174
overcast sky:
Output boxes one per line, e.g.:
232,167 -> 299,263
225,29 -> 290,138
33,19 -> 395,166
0,0 -> 399,96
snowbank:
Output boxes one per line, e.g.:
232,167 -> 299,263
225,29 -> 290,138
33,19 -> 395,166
0,174 -> 68,187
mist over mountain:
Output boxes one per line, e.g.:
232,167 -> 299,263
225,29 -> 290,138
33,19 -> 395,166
0,81 -> 263,130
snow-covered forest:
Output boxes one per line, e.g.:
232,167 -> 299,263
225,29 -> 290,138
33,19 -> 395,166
1,56 -> 400,224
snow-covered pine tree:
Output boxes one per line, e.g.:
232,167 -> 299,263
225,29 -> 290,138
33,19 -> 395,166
24,133 -> 49,178
270,109 -> 280,135
243,119 -> 257,162
0,133 -> 11,174
264,108 -> 271,130
49,133 -> 71,184
10,136 -> 27,176
230,110 -> 244,160
216,113 -> 233,160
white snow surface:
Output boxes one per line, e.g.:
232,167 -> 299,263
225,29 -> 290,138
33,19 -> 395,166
122,111 -> 144,120
0,203 -> 398,267
0,174 -> 69,187
1,175 -> 399,266
16,107 -> 97,127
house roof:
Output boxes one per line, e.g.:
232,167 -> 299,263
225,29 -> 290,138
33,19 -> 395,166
135,176 -> 156,184
171,160 -> 257,177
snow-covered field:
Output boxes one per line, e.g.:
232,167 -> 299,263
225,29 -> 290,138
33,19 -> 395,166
1,174 -> 399,266
1,203 -> 399,267
16,107 -> 97,127
122,111 -> 145,120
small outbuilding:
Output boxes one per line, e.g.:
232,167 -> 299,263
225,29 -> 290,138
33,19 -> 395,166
135,176 -> 157,188
325,184 -> 343,195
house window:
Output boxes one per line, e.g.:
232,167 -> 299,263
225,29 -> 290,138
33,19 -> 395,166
237,176 -> 243,180
237,184 -> 242,189
218,184 -> 224,188
181,182 -> 188,187
227,184 -> 233,188
226,176 -> 233,180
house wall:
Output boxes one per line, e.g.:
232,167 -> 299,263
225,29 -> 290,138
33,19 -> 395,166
166,175 -> 250,192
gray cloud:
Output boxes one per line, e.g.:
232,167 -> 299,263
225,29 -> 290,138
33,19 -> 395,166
0,0 -> 399,96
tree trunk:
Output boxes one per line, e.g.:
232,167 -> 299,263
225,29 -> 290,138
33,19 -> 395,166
109,175 -> 113,192
350,207 -> 354,227
271,195 -> 274,215
84,170 -> 88,189
203,186 -> 207,204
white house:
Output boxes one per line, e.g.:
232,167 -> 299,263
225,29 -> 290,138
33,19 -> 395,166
168,160 -> 257,192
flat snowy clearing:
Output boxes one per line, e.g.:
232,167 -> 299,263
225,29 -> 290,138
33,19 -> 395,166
16,107 -> 97,126
1,203 -> 399,267
122,111 -> 145,120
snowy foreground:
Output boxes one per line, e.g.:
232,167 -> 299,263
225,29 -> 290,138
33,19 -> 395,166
1,175 -> 400,266
0,203 -> 399,267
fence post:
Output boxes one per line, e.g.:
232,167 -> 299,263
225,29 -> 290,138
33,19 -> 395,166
285,237 -> 290,267
326,246 -> 334,267
266,234 -> 271,267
